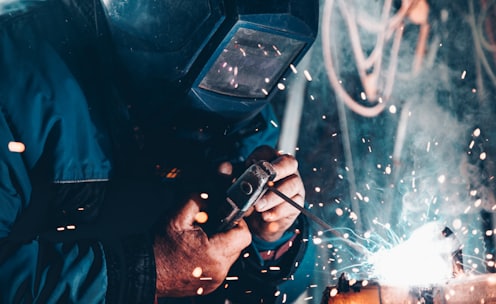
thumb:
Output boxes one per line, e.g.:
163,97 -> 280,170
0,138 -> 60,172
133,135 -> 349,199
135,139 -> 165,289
209,219 -> 252,256
170,196 -> 203,231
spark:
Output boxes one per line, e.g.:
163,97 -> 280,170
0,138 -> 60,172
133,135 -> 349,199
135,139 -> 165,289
289,64 -> 297,74
194,211 -> 208,224
303,70 -> 312,81
225,276 -> 239,281
192,267 -> 203,278
8,141 -> 25,153
369,222 -> 461,286
473,128 -> 481,137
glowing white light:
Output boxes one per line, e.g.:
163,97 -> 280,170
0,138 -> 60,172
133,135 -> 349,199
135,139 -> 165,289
349,212 -> 358,221
461,70 -> 467,79
474,199 -> 482,208
480,152 -> 487,160
389,105 -> 397,114
8,141 -> 25,153
314,187 -> 321,193
313,237 -> 323,245
370,222 -> 461,287
277,83 -> 286,90
452,218 -> 462,230
335,208 -> 343,216
360,92 -> 366,100
473,128 -> 481,137
303,70 -> 312,81
289,64 -> 297,74
438,175 -> 446,184
192,267 -> 203,278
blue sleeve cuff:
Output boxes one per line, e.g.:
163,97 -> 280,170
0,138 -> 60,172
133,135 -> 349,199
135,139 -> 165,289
251,230 -> 295,251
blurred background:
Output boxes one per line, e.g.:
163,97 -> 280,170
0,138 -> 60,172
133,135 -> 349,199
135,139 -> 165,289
272,0 -> 496,302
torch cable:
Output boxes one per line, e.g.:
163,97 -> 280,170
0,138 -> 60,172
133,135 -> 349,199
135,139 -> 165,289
267,186 -> 370,257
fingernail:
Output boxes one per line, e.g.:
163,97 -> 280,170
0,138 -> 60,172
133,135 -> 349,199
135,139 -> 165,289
256,199 -> 267,211
263,211 -> 273,221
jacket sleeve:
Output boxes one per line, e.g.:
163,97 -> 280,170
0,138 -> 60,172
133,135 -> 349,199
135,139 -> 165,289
0,14 -> 156,303
0,119 -> 110,303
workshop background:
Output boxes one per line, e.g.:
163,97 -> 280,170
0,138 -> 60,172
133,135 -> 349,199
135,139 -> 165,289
275,0 -> 496,302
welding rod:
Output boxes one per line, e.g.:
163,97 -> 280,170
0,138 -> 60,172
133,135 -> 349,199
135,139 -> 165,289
267,186 -> 369,256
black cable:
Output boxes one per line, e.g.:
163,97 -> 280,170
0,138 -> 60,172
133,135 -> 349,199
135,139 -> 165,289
267,186 -> 369,256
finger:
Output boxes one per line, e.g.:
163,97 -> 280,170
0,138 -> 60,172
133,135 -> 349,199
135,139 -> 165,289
170,196 -> 202,231
259,193 -> 303,223
270,154 -> 299,183
256,174 -> 305,212
209,219 -> 252,256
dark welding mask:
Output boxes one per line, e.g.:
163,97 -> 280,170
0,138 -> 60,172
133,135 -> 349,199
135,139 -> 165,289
100,0 -> 318,123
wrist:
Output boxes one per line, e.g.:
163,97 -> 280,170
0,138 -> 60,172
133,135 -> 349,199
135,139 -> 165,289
252,229 -> 300,261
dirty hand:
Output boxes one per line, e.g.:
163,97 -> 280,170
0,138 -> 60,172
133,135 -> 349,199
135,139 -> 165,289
245,146 -> 306,242
154,196 -> 252,297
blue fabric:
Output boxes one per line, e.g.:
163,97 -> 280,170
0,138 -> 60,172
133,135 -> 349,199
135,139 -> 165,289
0,8 -> 110,303
0,23 -> 111,183
0,2 -> 306,303
237,106 -> 280,160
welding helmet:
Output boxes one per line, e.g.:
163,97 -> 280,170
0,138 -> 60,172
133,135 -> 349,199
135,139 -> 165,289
100,0 -> 318,124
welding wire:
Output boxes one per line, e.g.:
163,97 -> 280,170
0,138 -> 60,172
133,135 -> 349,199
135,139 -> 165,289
267,186 -> 370,257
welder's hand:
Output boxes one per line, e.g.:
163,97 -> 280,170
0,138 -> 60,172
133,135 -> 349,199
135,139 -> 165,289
245,146 -> 306,242
154,196 -> 252,297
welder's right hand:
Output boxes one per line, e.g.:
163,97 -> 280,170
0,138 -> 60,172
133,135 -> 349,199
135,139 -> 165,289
153,195 -> 252,298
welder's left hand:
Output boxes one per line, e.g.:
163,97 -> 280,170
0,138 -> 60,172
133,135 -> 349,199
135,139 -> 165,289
244,146 -> 305,242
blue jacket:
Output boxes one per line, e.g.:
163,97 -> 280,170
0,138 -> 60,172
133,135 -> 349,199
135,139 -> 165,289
0,1 -> 310,303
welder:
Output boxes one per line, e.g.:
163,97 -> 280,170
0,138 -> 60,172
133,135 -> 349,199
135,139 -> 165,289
0,0 -> 318,303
